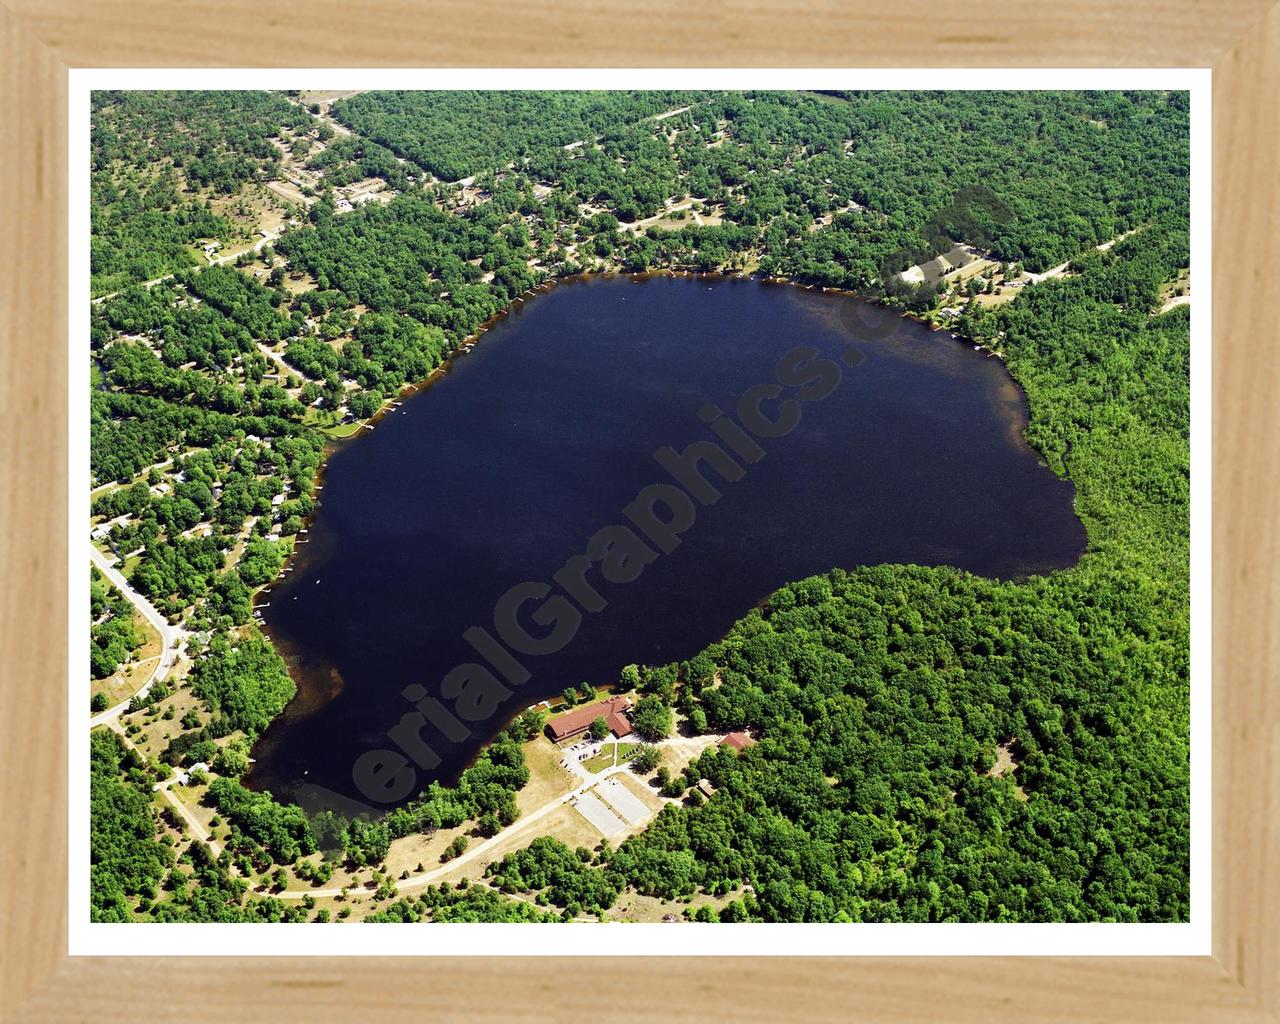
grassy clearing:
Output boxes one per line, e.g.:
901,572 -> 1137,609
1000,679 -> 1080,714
305,404 -> 369,439
280,268 -> 318,295
582,741 -> 640,774
382,818 -> 476,882
605,888 -> 740,923
119,672 -> 199,751
321,420 -> 366,439
1159,268 -> 1191,311
419,806 -> 597,901
517,735 -> 577,815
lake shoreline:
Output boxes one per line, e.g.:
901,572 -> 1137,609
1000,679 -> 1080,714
248,271 -> 1076,809
292,268 -> 1014,528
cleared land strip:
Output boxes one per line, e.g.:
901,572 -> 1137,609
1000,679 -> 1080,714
272,763 -> 634,899
1022,228 -> 1142,284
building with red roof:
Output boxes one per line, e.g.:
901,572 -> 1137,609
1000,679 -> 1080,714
546,695 -> 634,742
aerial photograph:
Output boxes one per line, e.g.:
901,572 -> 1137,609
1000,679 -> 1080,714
88,88 -> 1191,925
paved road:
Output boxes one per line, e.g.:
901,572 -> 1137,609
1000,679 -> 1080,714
89,544 -> 181,725
257,341 -> 298,380
273,732 -> 724,901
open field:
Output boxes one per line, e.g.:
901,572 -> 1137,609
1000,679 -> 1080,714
115,676 -> 200,759
518,735 -> 578,813
266,179 -> 312,207
605,887 -> 742,923
279,267 -> 319,295
320,421 -> 365,439
415,803 -> 603,895
382,819 -> 477,880
653,722 -> 723,778
381,731 -> 581,880
299,90 -> 367,106
900,244 -> 987,285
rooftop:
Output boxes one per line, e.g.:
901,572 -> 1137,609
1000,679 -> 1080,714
547,695 -> 633,741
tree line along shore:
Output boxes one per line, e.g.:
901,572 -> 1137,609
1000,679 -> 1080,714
89,89 -> 1190,923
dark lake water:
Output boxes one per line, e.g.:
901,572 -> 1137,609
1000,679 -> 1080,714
248,275 -> 1084,812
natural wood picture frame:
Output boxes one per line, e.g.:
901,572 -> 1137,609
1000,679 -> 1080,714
1,2 -> 1276,1020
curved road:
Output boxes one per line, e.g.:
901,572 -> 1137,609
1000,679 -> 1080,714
89,544 -> 181,726
88,536 -> 719,904
92,227 -> 281,305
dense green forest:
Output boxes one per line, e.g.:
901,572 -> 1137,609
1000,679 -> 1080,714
90,730 -> 173,920
598,225 -> 1190,922
87,89 -> 1191,924
90,91 -> 313,295
332,90 -> 703,181
275,194 -> 530,334
92,724 -> 314,923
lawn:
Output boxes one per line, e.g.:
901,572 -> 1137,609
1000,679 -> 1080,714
321,419 -> 367,439
582,741 -> 640,774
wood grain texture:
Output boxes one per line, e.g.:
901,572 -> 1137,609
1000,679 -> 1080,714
6,957 -> 1275,1023
1,0 -> 1277,67
0,1 -> 1276,1020
1213,5 -> 1280,1015
0,3 -> 68,1016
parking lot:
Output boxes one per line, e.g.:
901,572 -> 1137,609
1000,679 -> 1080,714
597,777 -> 649,825
572,791 -> 628,837
560,738 -> 606,782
